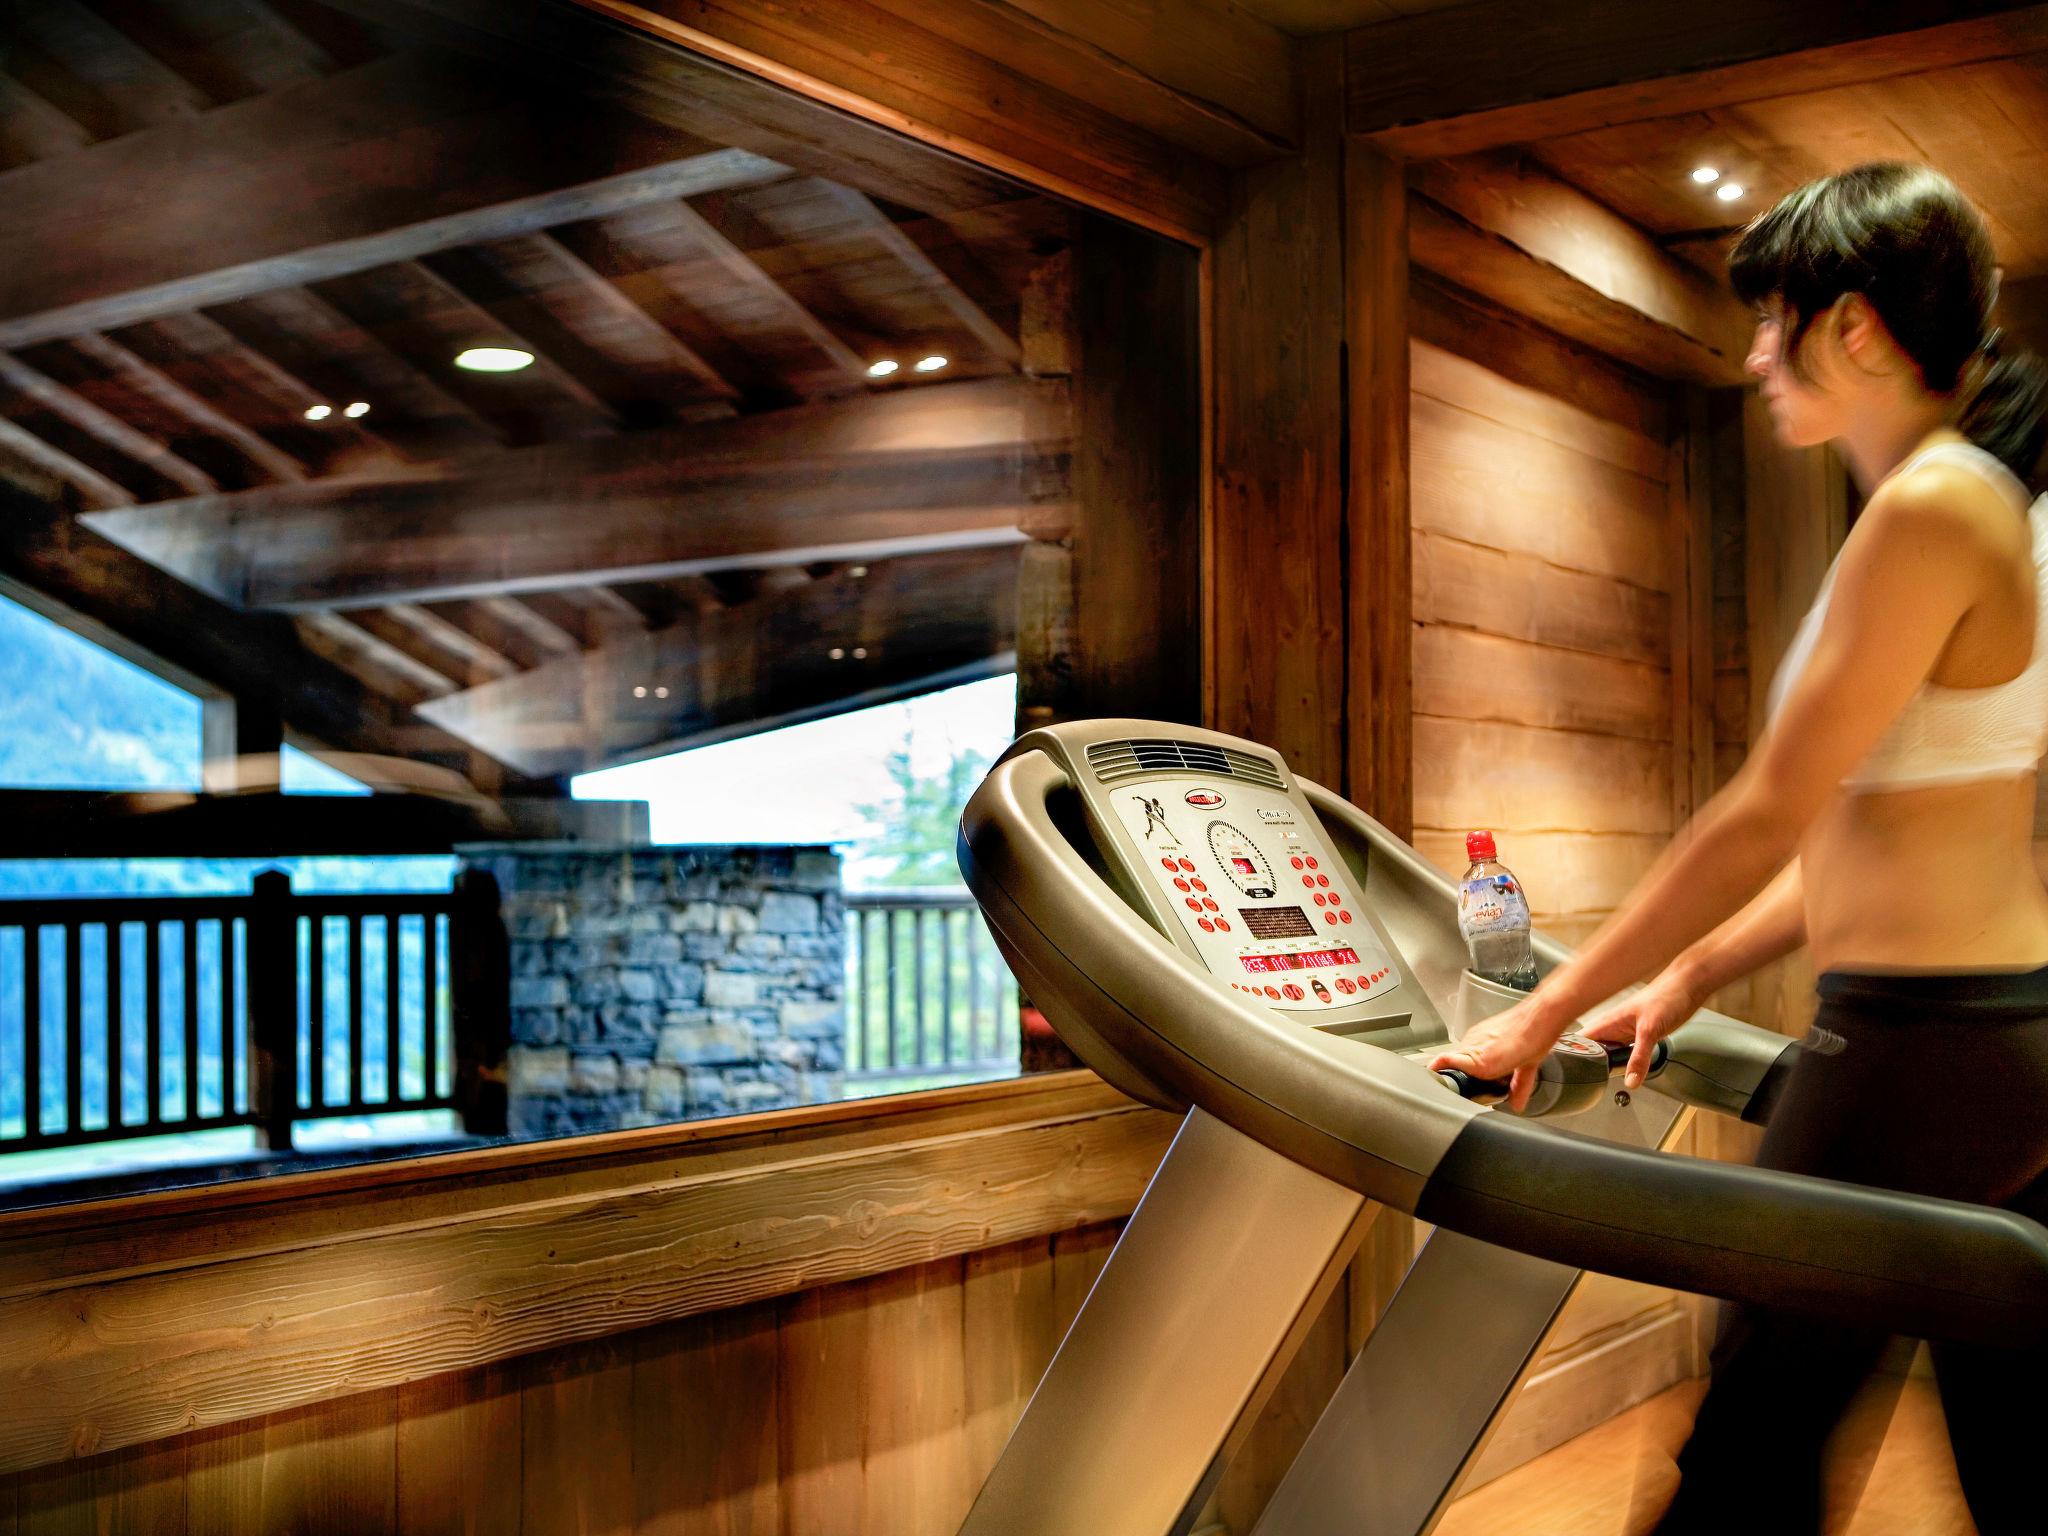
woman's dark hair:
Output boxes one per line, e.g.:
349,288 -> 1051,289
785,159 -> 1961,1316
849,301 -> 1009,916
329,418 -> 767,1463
1728,161 -> 2048,492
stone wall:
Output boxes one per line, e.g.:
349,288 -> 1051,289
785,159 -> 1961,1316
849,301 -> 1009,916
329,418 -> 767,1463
462,844 -> 845,1138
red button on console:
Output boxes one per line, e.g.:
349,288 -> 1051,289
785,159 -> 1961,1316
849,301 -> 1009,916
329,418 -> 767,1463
1283,984 -> 1305,1001
1215,918 -> 1232,932
1302,875 -> 1316,889
1290,856 -> 1304,869
1202,897 -> 1219,911
1173,877 -> 1190,892
1335,978 -> 1356,995
1178,858 -> 1196,873
1305,856 -> 1319,870
1191,878 -> 1207,891
1198,917 -> 1215,932
1322,912 -> 1336,925
1161,857 -> 1178,872
1185,897 -> 1203,912
1312,892 -> 1328,906
1339,910 -> 1353,924
1316,874 -> 1330,888
1264,985 -> 1281,1000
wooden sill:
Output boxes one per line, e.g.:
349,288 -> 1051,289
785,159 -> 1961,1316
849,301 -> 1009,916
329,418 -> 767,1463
0,1069 -> 1175,1474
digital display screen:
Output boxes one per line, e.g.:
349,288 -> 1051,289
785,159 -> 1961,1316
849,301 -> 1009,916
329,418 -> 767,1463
1242,947 -> 1362,974
1240,906 -> 1316,939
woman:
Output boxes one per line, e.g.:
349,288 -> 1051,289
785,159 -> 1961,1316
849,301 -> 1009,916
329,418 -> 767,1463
1427,161 -> 2048,1535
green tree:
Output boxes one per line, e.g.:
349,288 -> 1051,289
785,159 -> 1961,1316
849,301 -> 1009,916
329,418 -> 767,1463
851,732 -> 996,887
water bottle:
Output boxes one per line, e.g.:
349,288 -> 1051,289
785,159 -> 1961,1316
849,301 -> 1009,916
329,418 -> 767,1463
1458,831 -> 1537,991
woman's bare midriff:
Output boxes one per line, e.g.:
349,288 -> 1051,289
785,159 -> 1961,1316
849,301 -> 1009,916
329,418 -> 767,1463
1802,771 -> 2048,973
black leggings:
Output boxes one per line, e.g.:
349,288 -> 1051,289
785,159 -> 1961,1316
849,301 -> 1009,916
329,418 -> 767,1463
1655,966 -> 2048,1536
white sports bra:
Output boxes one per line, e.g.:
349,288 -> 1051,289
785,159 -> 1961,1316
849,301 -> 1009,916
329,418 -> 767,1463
1764,440 -> 2048,792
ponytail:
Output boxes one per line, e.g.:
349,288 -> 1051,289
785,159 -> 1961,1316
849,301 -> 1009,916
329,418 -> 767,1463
1957,344 -> 2048,495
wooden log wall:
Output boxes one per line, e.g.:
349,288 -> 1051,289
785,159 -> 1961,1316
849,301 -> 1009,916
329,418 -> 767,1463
1405,277 -> 1685,946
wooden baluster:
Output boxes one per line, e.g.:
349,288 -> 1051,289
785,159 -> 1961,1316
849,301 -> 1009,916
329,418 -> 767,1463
249,870 -> 296,1151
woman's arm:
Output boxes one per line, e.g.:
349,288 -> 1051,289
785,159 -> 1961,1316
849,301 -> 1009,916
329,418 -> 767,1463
1579,858 -> 1807,1088
1663,854 -> 1807,1007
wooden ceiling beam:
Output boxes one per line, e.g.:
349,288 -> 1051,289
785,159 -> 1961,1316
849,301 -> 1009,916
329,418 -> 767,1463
376,601 -> 521,684
66,332 -> 309,486
0,51 -> 789,351
0,351 -> 216,497
84,374 -> 1062,609
1406,155 -> 1753,385
473,595 -> 582,659
5,0 -> 214,137
415,545 -> 1021,777
320,0 -> 1224,238
79,0 -> 339,101
1348,1 -> 2048,161
0,470 -> 500,778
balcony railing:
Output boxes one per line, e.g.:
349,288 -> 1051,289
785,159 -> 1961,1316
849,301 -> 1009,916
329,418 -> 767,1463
0,869 -> 495,1156
844,888 -> 1019,1083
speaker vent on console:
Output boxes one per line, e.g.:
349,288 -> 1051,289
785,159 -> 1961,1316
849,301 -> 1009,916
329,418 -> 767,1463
1085,738 -> 1287,791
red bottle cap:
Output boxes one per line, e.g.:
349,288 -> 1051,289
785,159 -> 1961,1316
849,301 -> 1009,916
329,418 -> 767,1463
1465,830 -> 1497,862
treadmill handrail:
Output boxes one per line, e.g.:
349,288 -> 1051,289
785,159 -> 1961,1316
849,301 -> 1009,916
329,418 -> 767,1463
963,739 -> 2048,1347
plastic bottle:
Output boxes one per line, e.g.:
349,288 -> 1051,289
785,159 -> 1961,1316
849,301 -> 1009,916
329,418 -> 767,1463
1457,831 -> 1537,991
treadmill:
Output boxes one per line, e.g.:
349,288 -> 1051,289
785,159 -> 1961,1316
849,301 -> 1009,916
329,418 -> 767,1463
953,719 -> 2048,1536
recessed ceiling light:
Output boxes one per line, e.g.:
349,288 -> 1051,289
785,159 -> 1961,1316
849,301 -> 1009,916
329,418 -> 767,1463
633,685 -> 647,698
852,646 -> 868,659
303,403 -> 332,421
654,686 -> 668,699
343,401 -> 370,419
847,565 -> 868,579
867,359 -> 899,377
914,355 -> 948,373
829,646 -> 846,660
1691,166 -> 1721,185
1716,183 -> 1745,203
454,346 -> 535,372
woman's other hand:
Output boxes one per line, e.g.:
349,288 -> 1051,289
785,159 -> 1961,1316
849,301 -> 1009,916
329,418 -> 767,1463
1581,968 -> 1702,1090
1426,995 -> 1568,1113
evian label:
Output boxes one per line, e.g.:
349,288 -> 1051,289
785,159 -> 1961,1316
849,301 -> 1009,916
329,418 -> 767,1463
1458,874 -> 1529,936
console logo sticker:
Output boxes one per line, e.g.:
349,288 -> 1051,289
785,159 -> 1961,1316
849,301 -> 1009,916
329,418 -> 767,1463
1184,787 -> 1226,808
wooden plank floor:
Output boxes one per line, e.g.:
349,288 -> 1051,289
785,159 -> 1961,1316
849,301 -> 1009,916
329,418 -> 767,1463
1436,1377 -> 1975,1535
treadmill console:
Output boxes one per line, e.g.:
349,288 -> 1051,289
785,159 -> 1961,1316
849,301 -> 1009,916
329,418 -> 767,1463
1076,738 -> 1416,1028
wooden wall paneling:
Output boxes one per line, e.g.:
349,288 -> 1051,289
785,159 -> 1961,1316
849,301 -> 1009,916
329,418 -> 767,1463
1412,626 -> 1670,742
184,1390 -> 399,1536
860,1258 -> 974,1536
1413,531 -> 1669,666
1410,394 -> 1669,584
632,1302 -> 783,1534
521,1339 -> 636,1536
1344,138 -> 1413,835
1209,38 -> 1346,782
394,1359 -> 523,1536
776,1281 -> 870,1536
961,1238 -> 1060,1477
1668,387 -> 1719,832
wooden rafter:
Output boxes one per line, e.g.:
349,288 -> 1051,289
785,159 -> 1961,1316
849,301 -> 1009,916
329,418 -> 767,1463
0,415 -> 133,510
84,375 -> 1063,609
416,545 -> 1022,777
812,182 -> 1021,363
0,350 -> 216,496
5,0 -> 213,138
295,610 -> 459,702
376,602 -> 521,684
66,332 -> 307,485
78,0 -> 339,101
474,595 -> 581,659
667,197 -> 872,386
0,51 -> 790,350
205,286 -> 504,459
0,69 -> 93,167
